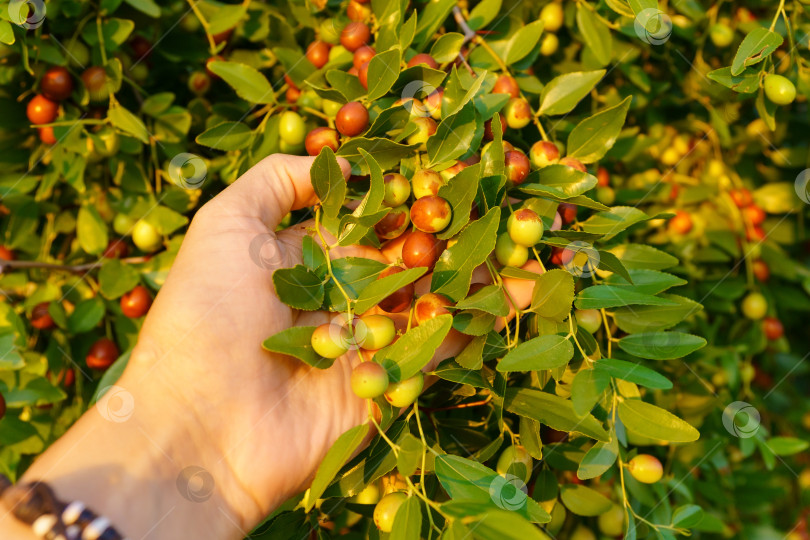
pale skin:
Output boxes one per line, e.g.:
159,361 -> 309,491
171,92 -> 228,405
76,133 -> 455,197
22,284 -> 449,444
1,154 -> 540,539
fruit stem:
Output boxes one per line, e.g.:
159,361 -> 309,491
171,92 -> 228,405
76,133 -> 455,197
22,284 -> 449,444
600,308 -> 612,358
96,15 -> 108,65
568,315 -> 589,362
412,401 -> 439,536
769,0 -> 786,32
367,400 -> 400,456
187,0 -> 219,55
314,206 -> 355,315
472,35 -> 509,73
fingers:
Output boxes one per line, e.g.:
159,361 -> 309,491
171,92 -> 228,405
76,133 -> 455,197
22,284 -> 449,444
207,154 -> 352,229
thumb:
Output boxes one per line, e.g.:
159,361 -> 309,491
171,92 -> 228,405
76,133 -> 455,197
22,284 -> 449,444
212,153 -> 352,228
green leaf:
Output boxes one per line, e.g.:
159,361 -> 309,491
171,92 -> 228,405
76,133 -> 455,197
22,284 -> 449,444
99,259 -> 141,299
560,484 -> 613,516
595,358 -> 672,390
504,387 -> 609,442
324,258 -> 387,311
390,496 -> 422,540
0,21 -> 14,45
437,164 -> 481,239
463,508 -> 551,539
707,66 -> 761,94
431,207 -> 500,302
767,437 -> 809,456
603,269 -> 685,294
571,368 -> 610,417
595,250 -> 633,284
521,165 -> 598,198
617,332 -> 706,360
396,433 -> 425,477
262,326 -> 337,369
326,70 -> 367,102
468,0 -> 502,30
577,437 -> 618,480
272,266 -> 324,311
618,399 -> 700,443
0,334 -> 24,370
505,20 -> 545,64
302,236 -> 327,274
527,269 -> 574,321
144,206 -> 188,235
576,4 -> 612,66
311,147 -> 346,219
497,335 -> 574,372
613,294 -> 702,333
355,267 -> 426,314
672,505 -> 704,528
412,0 -> 456,50
609,244 -> 679,271
375,314 -> 453,382
538,70 -> 605,115
731,28 -> 783,75
77,205 -> 109,255
575,285 -> 677,309
580,207 -> 652,239
195,122 -> 252,150
306,424 -> 371,511
367,49 -> 402,101
455,285 -> 509,316
567,97 -> 631,163
337,138 -> 420,174
108,103 -> 149,143
207,61 -> 275,104
430,32 -> 465,63
67,298 -> 105,333
337,149 -> 387,245
427,102 -> 478,167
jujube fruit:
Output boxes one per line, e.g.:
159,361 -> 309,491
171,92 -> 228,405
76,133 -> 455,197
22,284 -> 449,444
103,239 -> 129,259
743,205 -> 766,226
597,167 -> 610,187
353,45 -> 375,69
558,203 -> 577,224
668,210 -> 693,235
709,23 -> 735,48
575,309 -> 601,333
27,95 -> 58,124
305,127 -> 340,156
351,362 -> 389,399
121,285 -> 152,318
86,337 -> 119,370
597,505 -> 625,537
628,454 -> 664,484
377,267 -> 414,313
424,88 -> 443,119
41,66 -> 73,101
504,98 -> 531,129
306,40 -> 331,69
30,302 -> 55,330
411,169 -> 445,199
132,220 -> 162,252
505,150 -> 530,184
484,114 -> 506,140
384,372 -> 424,408
410,195 -> 452,233
347,0 -> 371,22
406,117 -> 437,147
357,60 -> 370,89
559,157 -> 586,172
492,74 -> 520,98
414,293 -> 452,325
764,74 -> 796,105
495,233 -> 529,267
402,231 -> 444,270
0,246 -> 14,260
188,71 -> 211,95
279,111 -> 307,145
374,205 -> 410,239
530,141 -> 560,168
495,445 -> 533,483
507,208 -> 544,247
729,188 -> 752,208
752,260 -> 770,282
311,323 -> 350,358
741,292 -> 767,320
81,66 -> 110,102
39,126 -> 57,145
373,492 -> 408,532
336,101 -> 369,136
762,317 -> 784,340
340,22 -> 370,51
356,314 -> 396,350
540,2 -> 564,32
383,173 -> 411,207
407,53 -> 438,69
540,33 -> 559,56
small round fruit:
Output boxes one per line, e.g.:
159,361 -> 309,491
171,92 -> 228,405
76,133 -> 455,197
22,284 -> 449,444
764,74 -> 796,106
530,141 -> 560,169
132,219 -> 162,252
113,214 -> 135,236
322,99 -> 342,117
351,362 -> 389,398
353,45 -> 375,69
374,205 -> 410,240
305,127 -> 340,156
411,169 -> 445,199
103,238 -> 129,259
306,40 -> 331,69
414,293 -> 453,324
709,23 -> 735,48
402,231 -> 444,269
406,117 -> 437,147
311,323 -> 350,358
30,302 -> 55,330
410,195 -> 452,233
407,53 -> 438,69
496,445 -> 533,484
340,21 -> 370,51
383,173 -> 411,207
752,260 -> 770,282
762,317 -> 784,340
559,157 -> 586,172
88,125 -> 120,158
505,151 -> 530,184
336,102 -> 369,136
668,210 -> 692,235
743,205 -> 766,226
86,337 -> 119,370
508,208 -> 544,247
347,0 -> 371,21
377,267 -> 414,313
558,203 -> 577,224
570,526 -> 596,540
729,188 -> 753,208
0,246 -> 14,260
540,33 -> 559,56
742,292 -> 767,320
351,482 -> 381,504
540,2 -> 564,32
504,98 -> 531,129
495,233 -> 529,267
596,186 -> 616,205
39,126 -> 57,145
597,167 -> 610,187
484,114 -> 506,140
81,66 -> 110,102
357,314 -> 396,350
41,66 -> 74,101
492,74 -> 520,98
424,88 -> 443,119
188,70 -> 211,95
384,372 -> 424,408
121,285 -> 152,318
628,454 -> 663,484
575,309 -> 601,333
279,111 -> 307,145
373,492 -> 408,532
26,95 -> 58,125
597,505 -> 625,537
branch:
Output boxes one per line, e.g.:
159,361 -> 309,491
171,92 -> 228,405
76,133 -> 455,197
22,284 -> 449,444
0,257 -> 151,274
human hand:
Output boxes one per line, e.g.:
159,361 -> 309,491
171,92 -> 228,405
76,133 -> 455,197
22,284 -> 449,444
4,154 -> 540,540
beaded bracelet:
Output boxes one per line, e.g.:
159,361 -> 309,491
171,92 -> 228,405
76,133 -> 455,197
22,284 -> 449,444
0,474 -> 127,540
